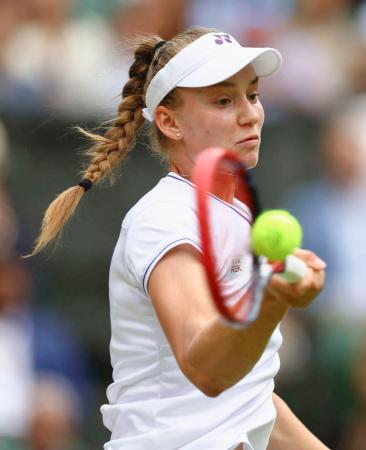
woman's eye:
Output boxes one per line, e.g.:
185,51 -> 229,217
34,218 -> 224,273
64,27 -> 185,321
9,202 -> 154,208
215,97 -> 231,106
248,93 -> 260,103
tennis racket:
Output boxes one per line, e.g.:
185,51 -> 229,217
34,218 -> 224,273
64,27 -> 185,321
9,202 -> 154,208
192,147 -> 307,327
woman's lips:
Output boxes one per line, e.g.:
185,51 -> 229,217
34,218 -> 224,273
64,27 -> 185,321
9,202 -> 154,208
236,135 -> 259,147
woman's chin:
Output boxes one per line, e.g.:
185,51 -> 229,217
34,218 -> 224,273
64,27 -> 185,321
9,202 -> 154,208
239,149 -> 259,169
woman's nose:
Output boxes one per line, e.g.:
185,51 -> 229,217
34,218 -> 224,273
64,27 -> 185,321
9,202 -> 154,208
237,98 -> 261,126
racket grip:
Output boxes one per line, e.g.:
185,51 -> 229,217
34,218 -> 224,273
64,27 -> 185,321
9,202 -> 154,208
278,254 -> 308,283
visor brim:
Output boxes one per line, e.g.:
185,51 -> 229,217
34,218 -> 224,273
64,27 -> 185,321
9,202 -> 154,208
177,47 -> 282,89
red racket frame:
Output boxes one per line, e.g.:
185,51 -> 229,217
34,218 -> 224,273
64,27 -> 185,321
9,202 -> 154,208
192,147 -> 263,324
193,147 -> 304,325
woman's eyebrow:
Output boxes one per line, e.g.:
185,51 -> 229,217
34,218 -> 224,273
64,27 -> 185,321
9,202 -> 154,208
214,76 -> 259,88
215,81 -> 235,87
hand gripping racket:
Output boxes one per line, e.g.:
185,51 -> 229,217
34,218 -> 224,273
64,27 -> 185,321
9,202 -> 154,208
192,147 -> 307,327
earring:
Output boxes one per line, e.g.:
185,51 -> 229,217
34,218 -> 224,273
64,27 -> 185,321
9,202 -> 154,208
176,131 -> 181,138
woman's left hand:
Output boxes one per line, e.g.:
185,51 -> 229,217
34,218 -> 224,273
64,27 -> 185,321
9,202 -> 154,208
265,248 -> 326,309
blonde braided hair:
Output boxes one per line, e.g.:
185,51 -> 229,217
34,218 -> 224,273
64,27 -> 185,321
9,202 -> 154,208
30,27 -> 214,255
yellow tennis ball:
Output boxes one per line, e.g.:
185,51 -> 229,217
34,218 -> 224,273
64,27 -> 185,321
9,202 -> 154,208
251,210 -> 302,261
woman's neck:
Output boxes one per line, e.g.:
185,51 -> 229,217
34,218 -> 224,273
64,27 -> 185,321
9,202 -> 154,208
169,162 -> 237,204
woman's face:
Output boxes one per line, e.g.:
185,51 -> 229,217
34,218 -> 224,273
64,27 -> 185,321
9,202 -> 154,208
172,64 -> 265,170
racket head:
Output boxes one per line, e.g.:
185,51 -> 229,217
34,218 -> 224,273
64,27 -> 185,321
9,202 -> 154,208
192,147 -> 268,327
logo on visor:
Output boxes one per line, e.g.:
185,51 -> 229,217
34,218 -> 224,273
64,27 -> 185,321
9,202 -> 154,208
214,34 -> 232,45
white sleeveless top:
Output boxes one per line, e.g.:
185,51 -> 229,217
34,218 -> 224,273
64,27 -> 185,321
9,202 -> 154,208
101,173 -> 282,450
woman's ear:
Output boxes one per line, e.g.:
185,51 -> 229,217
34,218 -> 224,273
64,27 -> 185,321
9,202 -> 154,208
155,105 -> 182,141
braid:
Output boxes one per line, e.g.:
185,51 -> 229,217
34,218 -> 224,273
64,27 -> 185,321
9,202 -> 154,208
80,36 -> 160,186
29,27 -> 214,256
29,36 -> 162,256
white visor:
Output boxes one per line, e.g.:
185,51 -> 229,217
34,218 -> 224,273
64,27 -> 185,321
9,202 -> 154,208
143,32 -> 282,122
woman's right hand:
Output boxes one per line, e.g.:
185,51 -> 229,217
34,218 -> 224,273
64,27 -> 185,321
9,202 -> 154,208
265,248 -> 326,309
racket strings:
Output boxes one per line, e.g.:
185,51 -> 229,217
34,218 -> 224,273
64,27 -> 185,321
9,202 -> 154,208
194,147 -> 271,326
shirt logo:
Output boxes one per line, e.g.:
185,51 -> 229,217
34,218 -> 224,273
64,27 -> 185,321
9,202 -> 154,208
230,257 -> 242,273
214,33 -> 232,45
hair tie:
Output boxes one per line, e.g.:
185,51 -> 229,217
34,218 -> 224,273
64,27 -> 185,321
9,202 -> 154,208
153,40 -> 166,54
78,179 -> 93,192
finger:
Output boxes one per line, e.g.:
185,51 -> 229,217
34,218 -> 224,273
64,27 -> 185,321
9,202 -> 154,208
270,266 -> 312,292
266,268 -> 325,308
312,268 -> 326,292
266,272 -> 305,300
293,248 -> 327,270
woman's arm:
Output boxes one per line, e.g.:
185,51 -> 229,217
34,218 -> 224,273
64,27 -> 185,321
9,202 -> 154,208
148,245 -> 325,397
268,393 -> 330,450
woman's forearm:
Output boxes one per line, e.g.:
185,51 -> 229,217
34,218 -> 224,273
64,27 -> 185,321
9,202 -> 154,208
150,245 -> 324,397
185,294 -> 288,396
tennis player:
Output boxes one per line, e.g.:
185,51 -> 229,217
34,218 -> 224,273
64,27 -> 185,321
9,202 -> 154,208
32,28 -> 328,450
